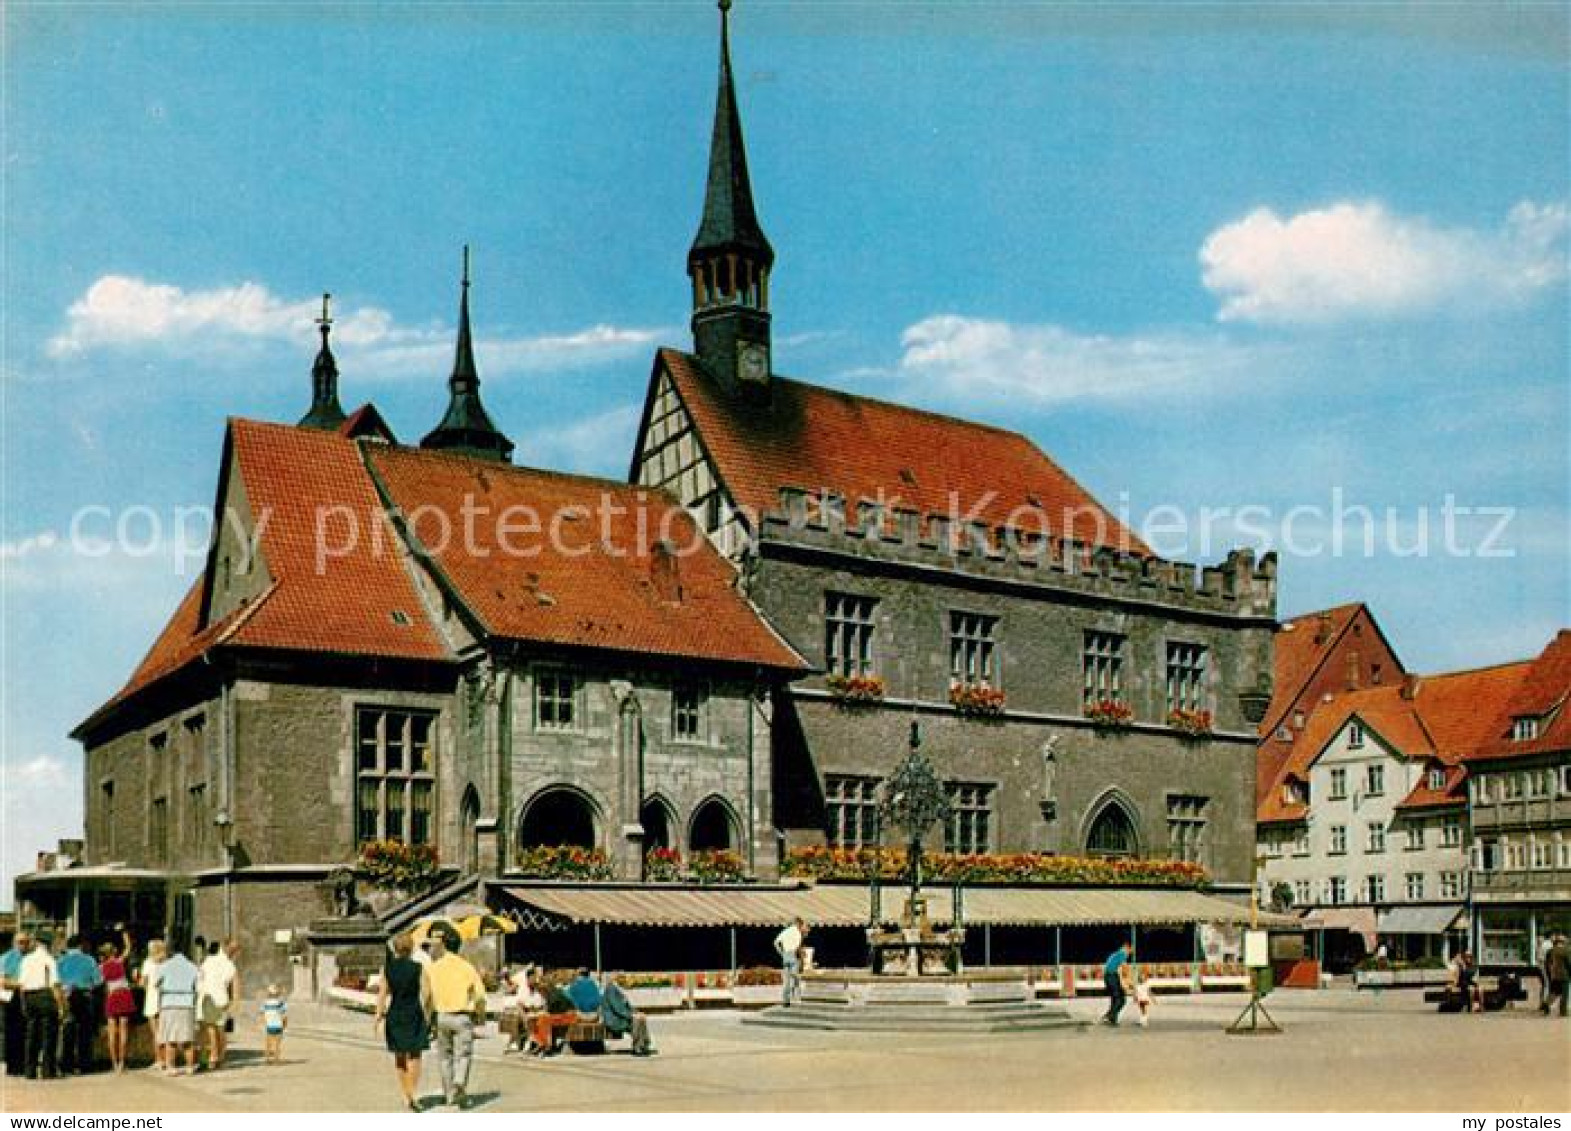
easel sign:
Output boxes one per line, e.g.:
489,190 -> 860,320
1243,929 -> 1270,969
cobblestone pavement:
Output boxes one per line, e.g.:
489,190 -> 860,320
3,990 -> 1567,1113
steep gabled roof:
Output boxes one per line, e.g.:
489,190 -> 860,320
1395,762 -> 1467,812
1255,660 -> 1536,824
1472,630 -> 1571,761
366,444 -> 805,671
656,348 -> 1148,553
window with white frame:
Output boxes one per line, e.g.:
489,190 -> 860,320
1560,765 -> 1571,796
1327,876 -> 1347,905
1530,838 -> 1552,870
1294,879 -> 1312,906
1330,825 -> 1348,854
1529,768 -> 1551,798
671,681 -> 706,741
1365,874 -> 1385,902
1558,837 -> 1571,870
944,782 -> 994,855
1404,872 -> 1424,901
1504,838 -> 1527,871
1512,716 -> 1540,742
1166,794 -> 1208,864
1405,824 -> 1425,851
1082,631 -> 1125,708
355,707 -> 437,846
1367,822 -> 1386,853
1441,817 -> 1462,848
1428,766 -> 1446,791
1292,826 -> 1310,856
1330,768 -> 1348,800
824,593 -> 878,678
535,669 -> 579,730
1348,721 -> 1365,749
1165,641 -> 1207,713
1366,764 -> 1384,796
1474,838 -> 1498,872
825,775 -> 881,849
949,611 -> 999,687
1440,871 -> 1462,900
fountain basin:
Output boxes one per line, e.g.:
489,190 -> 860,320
742,967 -> 1083,1033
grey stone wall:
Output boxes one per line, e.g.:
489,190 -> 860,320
750,527 -> 1273,887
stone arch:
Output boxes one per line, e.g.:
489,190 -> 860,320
640,794 -> 676,851
1082,790 -> 1142,858
688,795 -> 741,853
458,785 -> 482,873
517,785 -> 601,850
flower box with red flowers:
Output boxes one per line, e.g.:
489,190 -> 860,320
782,846 -> 1207,888
689,848 -> 748,884
1167,708 -> 1214,738
513,844 -> 613,880
949,682 -> 1006,718
1084,698 -> 1135,730
826,673 -> 886,706
645,846 -> 683,882
357,839 -> 440,892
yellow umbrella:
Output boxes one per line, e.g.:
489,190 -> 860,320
455,913 -> 517,939
409,917 -> 464,947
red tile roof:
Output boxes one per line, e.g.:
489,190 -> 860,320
221,419 -> 452,663
1472,631 -> 1571,761
657,349 -> 1149,554
1255,661 -> 1537,824
1258,603 -> 1363,738
1395,763 -> 1467,812
367,444 -> 805,671
80,415 -> 805,737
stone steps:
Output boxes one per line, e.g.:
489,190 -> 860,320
742,1001 -> 1083,1033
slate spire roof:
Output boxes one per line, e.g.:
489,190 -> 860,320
689,0 -> 773,270
421,246 -> 515,463
298,292 -> 348,430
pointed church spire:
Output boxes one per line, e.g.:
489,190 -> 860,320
298,292 -> 348,430
421,247 -> 515,462
689,0 -> 775,395
690,0 -> 773,268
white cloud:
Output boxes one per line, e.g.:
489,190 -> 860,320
526,403 -> 643,477
1200,200 -> 1568,324
0,530 -> 60,560
3,755 -> 81,902
46,275 -> 665,378
892,315 -> 1270,405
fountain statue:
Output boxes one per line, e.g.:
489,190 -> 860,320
866,721 -> 966,975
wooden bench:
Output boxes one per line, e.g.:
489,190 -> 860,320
564,1018 -> 608,1055
1424,975 -> 1526,1013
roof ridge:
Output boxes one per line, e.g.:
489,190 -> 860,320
659,346 -> 1033,443
373,440 -> 685,497
1415,657 -> 1535,681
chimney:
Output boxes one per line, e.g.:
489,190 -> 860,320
1401,673 -> 1420,701
649,539 -> 683,604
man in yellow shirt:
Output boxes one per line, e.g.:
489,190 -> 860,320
425,928 -> 486,1109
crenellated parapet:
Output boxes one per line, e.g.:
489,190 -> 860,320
759,487 -> 1277,619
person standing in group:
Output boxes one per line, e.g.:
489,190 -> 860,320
1102,941 -> 1133,1027
374,932 -> 430,1112
18,931 -> 63,1079
260,985 -> 288,1065
197,939 -> 238,1071
774,918 -> 807,1007
56,934 -> 103,1074
1,931 -> 30,1078
155,940 -> 201,1075
138,940 -> 167,1072
425,927 -> 486,1110
100,940 -> 137,1073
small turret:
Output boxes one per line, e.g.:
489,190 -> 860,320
298,293 -> 348,430
420,247 -> 515,463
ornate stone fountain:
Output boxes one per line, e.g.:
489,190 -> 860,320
746,722 -> 1078,1032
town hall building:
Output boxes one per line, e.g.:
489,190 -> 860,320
23,3 -> 1278,985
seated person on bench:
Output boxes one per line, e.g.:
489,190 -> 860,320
525,977 -> 579,1056
566,968 -> 602,1017
600,973 -> 655,1057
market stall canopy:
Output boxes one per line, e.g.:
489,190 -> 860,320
1376,905 -> 1463,935
1301,906 -> 1378,946
495,885 -> 1295,930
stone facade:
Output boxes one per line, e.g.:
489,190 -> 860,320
750,494 -> 1276,888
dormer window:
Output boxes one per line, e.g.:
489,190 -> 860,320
1347,721 -> 1365,750
1512,716 -> 1540,742
1428,766 -> 1446,791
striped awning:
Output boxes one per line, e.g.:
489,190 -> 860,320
496,884 -> 1292,930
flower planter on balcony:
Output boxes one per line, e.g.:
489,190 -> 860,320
950,682 -> 1006,719
826,673 -> 886,707
1167,708 -> 1214,739
1084,699 -> 1135,731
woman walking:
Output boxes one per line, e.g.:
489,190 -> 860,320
374,932 -> 431,1112
100,941 -> 137,1073
138,940 -> 166,1071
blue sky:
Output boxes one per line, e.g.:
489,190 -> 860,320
3,2 -> 1567,903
